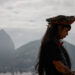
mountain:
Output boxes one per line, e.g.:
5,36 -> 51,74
16,40 -> 75,71
15,40 -> 41,72
0,29 -> 15,72
63,41 -> 75,70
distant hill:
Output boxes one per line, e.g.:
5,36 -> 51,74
0,29 -> 15,72
15,40 -> 41,72
63,41 -> 75,70
16,40 -> 75,71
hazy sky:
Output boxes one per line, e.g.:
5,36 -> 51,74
0,0 -> 75,48
0,0 -> 75,28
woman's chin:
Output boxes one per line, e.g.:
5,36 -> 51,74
60,36 -> 65,39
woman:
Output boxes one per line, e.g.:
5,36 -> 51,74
35,15 -> 75,75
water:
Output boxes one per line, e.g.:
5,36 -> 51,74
0,72 -> 32,75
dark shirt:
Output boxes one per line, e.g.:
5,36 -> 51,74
43,40 -> 71,75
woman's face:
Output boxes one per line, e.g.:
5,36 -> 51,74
58,26 -> 70,39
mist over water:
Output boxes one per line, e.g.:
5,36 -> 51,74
0,72 -> 32,75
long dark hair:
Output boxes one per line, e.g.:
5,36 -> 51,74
35,24 -> 71,75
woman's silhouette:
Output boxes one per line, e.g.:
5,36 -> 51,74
35,15 -> 75,75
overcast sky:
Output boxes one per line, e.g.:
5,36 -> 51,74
0,0 -> 75,48
0,0 -> 75,28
